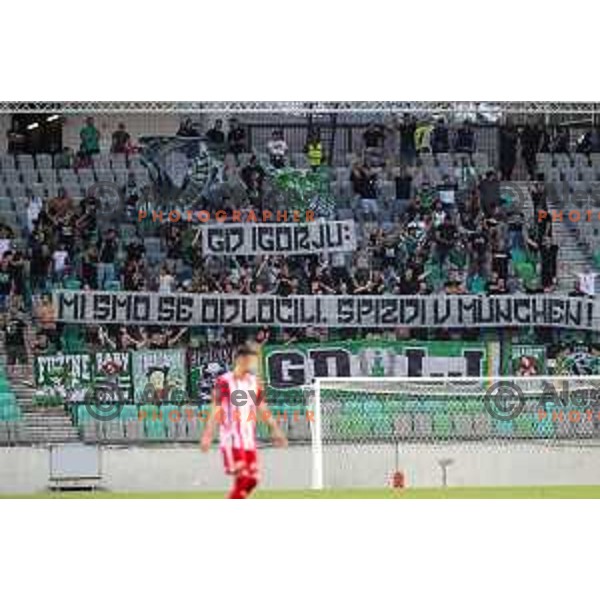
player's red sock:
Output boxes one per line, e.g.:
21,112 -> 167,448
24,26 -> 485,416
229,475 -> 249,499
228,475 -> 258,499
243,476 -> 258,497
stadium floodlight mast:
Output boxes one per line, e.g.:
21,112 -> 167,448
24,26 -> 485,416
310,376 -> 600,491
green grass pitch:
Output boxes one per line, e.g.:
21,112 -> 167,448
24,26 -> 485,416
3,486 -> 600,498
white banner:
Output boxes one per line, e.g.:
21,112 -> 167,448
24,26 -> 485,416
201,220 -> 356,255
54,291 -> 600,330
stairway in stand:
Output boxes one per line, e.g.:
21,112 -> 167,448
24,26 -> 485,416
545,183 -> 595,293
501,181 -> 593,293
9,378 -> 81,444
0,330 -> 81,444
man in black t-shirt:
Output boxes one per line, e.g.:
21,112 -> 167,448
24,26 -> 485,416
363,123 -> 385,149
398,114 -> 417,166
97,229 -> 118,290
206,119 -> 225,150
431,119 -> 450,154
227,118 -> 247,158
479,170 -> 500,217
395,166 -> 413,207
241,155 -> 266,203
434,215 -> 458,268
0,252 -> 13,313
5,308 -> 26,376
540,237 -> 559,292
111,123 -> 131,154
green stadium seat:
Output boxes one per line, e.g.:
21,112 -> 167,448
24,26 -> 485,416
64,278 -> 82,290
433,413 -> 453,438
371,413 -> 392,436
145,418 -> 167,439
514,414 -> 535,438
447,399 -> 465,415
416,399 -> 435,413
464,399 -> 484,414
106,280 -> 121,292
256,419 -> 270,442
337,413 -> 371,439
343,400 -> 363,415
120,405 -> 139,421
384,398 -> 412,414
0,380 -> 20,421
533,417 -> 555,438
494,419 -> 514,437
361,400 -> 391,436
77,404 -> 92,423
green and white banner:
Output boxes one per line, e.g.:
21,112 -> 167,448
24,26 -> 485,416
34,352 -> 133,403
35,353 -> 93,402
94,351 -> 133,402
262,340 -> 499,391
131,349 -> 188,404
188,346 -> 233,403
509,345 -> 547,376
553,345 -> 600,375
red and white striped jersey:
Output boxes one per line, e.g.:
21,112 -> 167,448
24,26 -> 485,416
214,371 -> 263,451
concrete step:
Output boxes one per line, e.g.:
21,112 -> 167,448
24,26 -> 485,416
4,364 -> 82,444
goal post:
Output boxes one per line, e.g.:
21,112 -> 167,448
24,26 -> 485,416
310,376 -> 600,490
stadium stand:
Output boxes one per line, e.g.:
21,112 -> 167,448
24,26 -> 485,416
0,107 -> 599,445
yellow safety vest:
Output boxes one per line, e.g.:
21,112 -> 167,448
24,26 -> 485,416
415,124 -> 433,152
307,142 -> 323,167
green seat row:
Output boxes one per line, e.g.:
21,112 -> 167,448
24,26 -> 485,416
0,393 -> 17,405
0,404 -> 21,421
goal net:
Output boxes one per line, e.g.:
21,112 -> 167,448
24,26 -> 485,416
310,376 -> 600,490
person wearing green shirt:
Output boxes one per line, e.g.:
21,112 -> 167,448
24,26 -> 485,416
80,116 -> 100,157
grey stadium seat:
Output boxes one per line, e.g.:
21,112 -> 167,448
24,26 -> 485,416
92,154 -> 111,171
103,420 -> 126,442
166,419 -> 186,441
35,154 -> 53,170
413,414 -> 433,440
0,155 -> 16,171
453,414 -> 475,439
124,420 -> 145,442
394,414 -> 412,438
39,169 -> 57,183
472,413 -> 492,438
0,422 -> 9,443
287,417 -> 310,442
184,419 -> 201,441
82,420 -> 101,442
110,154 -> 127,170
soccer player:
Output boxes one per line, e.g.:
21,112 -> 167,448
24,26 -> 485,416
200,343 -> 287,499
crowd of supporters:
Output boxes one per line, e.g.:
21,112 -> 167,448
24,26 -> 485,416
2,114 -> 598,361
